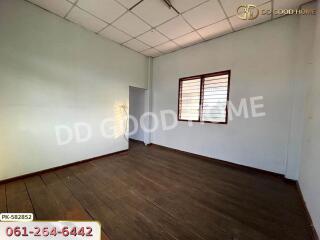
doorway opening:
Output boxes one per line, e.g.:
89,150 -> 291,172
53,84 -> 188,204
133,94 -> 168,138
129,86 -> 148,148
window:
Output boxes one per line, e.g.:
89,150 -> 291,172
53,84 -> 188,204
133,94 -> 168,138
178,70 -> 230,124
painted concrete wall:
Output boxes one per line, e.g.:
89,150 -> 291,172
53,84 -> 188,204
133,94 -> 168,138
285,2 -> 317,180
152,16 -> 300,175
0,0 -> 148,181
299,1 -> 320,236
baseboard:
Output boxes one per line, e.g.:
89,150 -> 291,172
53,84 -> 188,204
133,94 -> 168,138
129,138 -> 145,144
0,149 -> 128,184
129,138 -> 152,146
296,182 -> 319,240
148,143 -> 289,180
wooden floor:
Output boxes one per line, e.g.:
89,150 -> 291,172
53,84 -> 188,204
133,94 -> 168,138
0,141 -> 314,240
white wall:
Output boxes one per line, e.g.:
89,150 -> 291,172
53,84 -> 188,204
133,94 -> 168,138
299,1 -> 320,236
152,16 -> 301,175
129,87 -> 146,142
0,0 -> 148,181
285,2 -> 317,180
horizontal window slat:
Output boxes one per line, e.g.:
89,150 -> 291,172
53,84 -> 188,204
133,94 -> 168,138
204,90 -> 228,93
205,78 -> 228,81
202,114 -> 226,117
203,107 -> 227,110
204,100 -> 227,103
180,115 -> 199,117
204,80 -> 228,84
180,104 -> 201,107
203,107 -> 226,110
181,116 -> 199,118
181,97 -> 200,100
204,75 -> 229,81
180,100 -> 200,102
204,80 -> 228,85
202,101 -> 227,103
182,79 -> 201,83
180,107 -> 200,109
181,91 -> 201,94
203,107 -> 226,109
202,116 -> 226,119
204,84 -> 228,88
181,107 -> 200,109
183,81 -> 201,84
202,112 -> 225,115
180,101 -> 200,104
204,87 -> 228,91
202,119 -> 226,122
180,102 -> 200,104
182,84 -> 202,88
203,101 -> 227,103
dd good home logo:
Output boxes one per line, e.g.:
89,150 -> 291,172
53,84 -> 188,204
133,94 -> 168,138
237,4 -> 259,20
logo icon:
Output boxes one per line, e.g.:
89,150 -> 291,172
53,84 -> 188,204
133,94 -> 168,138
237,4 -> 259,20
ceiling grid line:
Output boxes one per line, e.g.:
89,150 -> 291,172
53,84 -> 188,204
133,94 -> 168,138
271,0 -> 275,20
64,0 -> 78,18
180,14 -> 206,41
97,10 -> 129,33
25,0 -> 313,57
73,5 -> 110,24
217,0 -> 234,32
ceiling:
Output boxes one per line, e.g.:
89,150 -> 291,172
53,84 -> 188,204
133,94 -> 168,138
26,0 -> 312,57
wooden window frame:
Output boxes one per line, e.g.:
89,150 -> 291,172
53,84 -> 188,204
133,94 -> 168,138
178,70 -> 231,124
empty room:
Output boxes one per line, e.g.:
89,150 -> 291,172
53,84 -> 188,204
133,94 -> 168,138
0,0 -> 319,239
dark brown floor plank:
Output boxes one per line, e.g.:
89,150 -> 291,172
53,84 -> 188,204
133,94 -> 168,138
24,176 -> 66,220
0,184 -> 7,213
40,172 -> 111,240
5,180 -> 34,215
40,172 -> 92,220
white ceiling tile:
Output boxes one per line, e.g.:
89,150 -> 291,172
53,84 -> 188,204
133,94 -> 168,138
155,41 -> 179,53
273,0 -> 312,18
77,0 -> 126,23
27,0 -> 73,17
123,39 -> 149,52
174,31 -> 202,47
67,7 -> 107,32
141,48 -> 161,57
182,0 -> 226,29
274,0 -> 311,9
137,30 -> 168,47
157,16 -> 193,39
171,0 -> 208,13
116,0 -> 141,9
100,25 -> 132,43
113,12 -> 151,37
220,0 -> 269,17
229,1 -> 271,31
198,19 -> 232,40
132,0 -> 177,27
